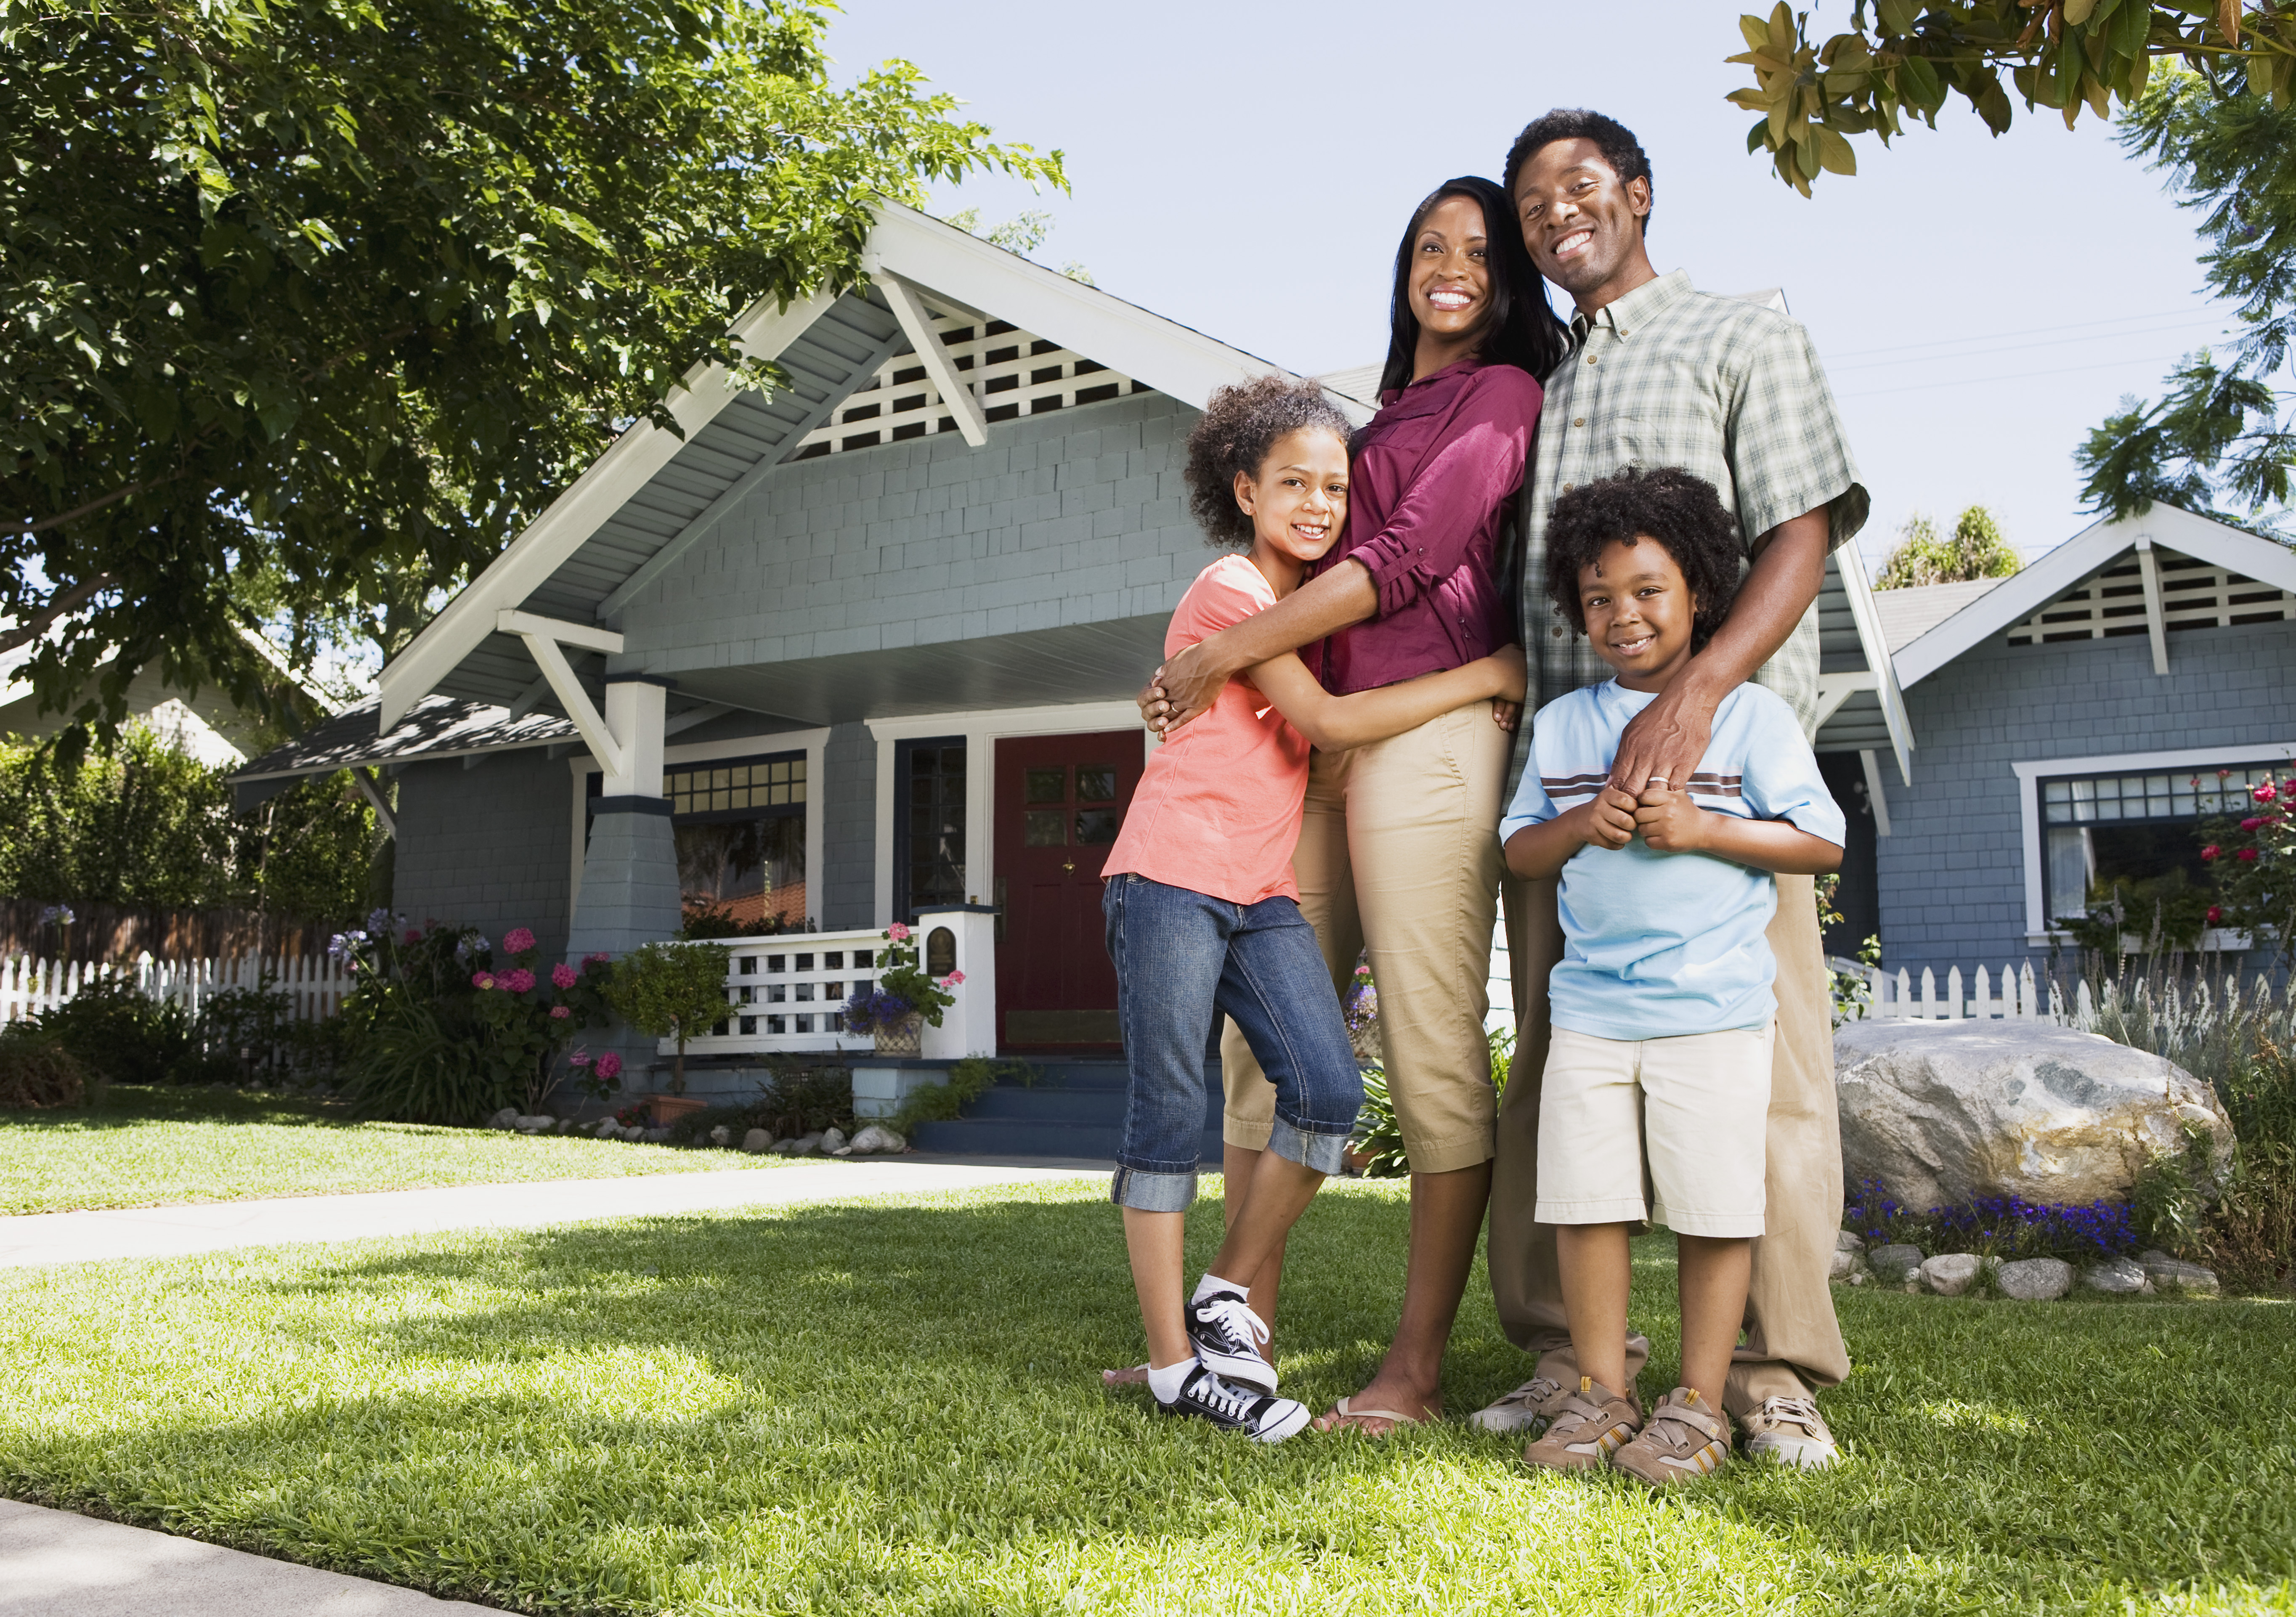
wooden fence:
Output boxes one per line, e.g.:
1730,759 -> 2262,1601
0,900 -> 334,965
0,952 -> 353,1026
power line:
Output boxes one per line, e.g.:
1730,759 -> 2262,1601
1823,305 -> 2234,362
1837,352 -> 2197,401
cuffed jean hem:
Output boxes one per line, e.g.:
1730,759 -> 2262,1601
1267,1113 -> 1351,1177
1535,1196 -> 1651,1225
1111,1165 -> 1199,1212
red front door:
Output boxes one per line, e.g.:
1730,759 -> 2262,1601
994,731 -> 1143,1049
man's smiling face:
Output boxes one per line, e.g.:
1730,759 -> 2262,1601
1512,137 -> 1651,304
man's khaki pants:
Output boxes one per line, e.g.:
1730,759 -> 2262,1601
1487,870 -> 1850,1417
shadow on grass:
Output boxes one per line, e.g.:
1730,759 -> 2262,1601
5,1186 -> 2292,1614
0,1084 -> 359,1136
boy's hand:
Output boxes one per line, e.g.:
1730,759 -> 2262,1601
1633,783 -> 1708,854
1575,787 -> 1638,851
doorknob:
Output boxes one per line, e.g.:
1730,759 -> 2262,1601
1062,858 -> 1076,873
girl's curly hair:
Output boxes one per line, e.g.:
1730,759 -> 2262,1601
1183,374 -> 1353,548
1543,466 -> 1741,651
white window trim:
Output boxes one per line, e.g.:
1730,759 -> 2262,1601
2012,741 -> 2296,945
868,701 -> 1154,926
568,727 -> 830,924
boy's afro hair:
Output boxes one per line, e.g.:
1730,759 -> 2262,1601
1543,466 -> 1741,651
1184,373 -> 1354,549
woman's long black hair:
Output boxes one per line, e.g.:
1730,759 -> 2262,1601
1375,175 -> 1567,398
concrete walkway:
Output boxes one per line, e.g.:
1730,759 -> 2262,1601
0,1157 -> 1107,1269
0,1498 -> 502,1614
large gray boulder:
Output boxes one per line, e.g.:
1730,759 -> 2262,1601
1834,1020 -> 2232,1210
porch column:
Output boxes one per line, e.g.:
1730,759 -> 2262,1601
565,675 -> 680,959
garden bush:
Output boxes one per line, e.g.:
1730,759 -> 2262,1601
661,1062 -> 855,1145
603,941 -> 730,1094
0,1026 -> 90,1109
31,976 -> 192,1087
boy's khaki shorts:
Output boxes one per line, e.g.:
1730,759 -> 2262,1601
1534,1023 -> 1773,1238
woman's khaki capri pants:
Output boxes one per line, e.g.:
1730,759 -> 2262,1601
1221,699 -> 1508,1175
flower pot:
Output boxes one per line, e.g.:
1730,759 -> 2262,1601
873,1013 -> 923,1058
1348,1018 -> 1383,1066
648,1094 -> 709,1127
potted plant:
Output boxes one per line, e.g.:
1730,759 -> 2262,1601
604,940 -> 732,1106
841,922 -> 962,1056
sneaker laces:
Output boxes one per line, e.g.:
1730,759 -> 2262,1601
1199,1293 -> 1271,1352
1495,1376 -> 1563,1413
1755,1395 -> 1821,1434
1190,1370 -> 1255,1421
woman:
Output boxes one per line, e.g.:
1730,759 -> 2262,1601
1143,175 -> 1566,1433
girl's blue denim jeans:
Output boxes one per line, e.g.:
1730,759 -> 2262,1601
1101,872 -> 1363,1211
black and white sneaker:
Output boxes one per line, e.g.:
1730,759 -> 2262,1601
1186,1286 -> 1277,1392
1155,1364 -> 1311,1443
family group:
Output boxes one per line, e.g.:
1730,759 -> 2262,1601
1100,108 -> 1866,1487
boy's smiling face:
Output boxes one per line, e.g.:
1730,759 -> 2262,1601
1579,535 -> 1699,692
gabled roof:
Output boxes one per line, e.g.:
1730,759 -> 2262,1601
1893,504 -> 2296,688
377,202 -> 1370,730
1869,576 -> 2010,652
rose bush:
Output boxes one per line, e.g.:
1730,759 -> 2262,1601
2203,769 -> 2294,965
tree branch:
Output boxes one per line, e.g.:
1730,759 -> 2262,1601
9,480 -> 164,538
0,573 -> 123,656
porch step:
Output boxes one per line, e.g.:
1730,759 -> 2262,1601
905,1057 -> 1225,1164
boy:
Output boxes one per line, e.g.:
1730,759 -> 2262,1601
1499,466 -> 1844,1486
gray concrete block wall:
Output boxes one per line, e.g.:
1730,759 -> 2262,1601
393,748 -> 573,961
618,392 -> 1211,675
821,721 -> 874,929
1875,620 -> 2296,977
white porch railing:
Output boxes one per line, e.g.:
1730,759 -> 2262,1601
0,952 -> 354,1025
677,928 -> 881,1058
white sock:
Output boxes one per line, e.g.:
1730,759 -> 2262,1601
1192,1272 -> 1246,1305
1147,1358 -> 1198,1404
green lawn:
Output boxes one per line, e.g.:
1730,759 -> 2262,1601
2,1178 -> 2288,1616
0,1087 -> 753,1215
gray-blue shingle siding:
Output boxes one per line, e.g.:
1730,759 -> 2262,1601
391,748 -> 572,961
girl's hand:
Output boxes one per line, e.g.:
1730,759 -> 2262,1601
1486,643 -> 1528,702
1491,699 -> 1521,733
1632,784 -> 1707,854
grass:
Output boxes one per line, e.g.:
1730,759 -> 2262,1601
1,1178 -> 2290,1615
0,1086 -> 759,1215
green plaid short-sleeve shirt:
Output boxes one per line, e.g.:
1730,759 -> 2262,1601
1517,270 -> 1868,745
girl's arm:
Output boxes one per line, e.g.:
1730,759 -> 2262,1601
1247,644 -> 1526,753
1633,787 -> 1842,875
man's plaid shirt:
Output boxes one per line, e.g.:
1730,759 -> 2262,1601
1513,270 -> 1868,759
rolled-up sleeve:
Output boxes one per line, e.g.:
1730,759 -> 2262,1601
1352,370 -> 1540,618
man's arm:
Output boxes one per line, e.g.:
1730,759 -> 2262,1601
1604,508 -> 1828,795
1139,560 -> 1378,734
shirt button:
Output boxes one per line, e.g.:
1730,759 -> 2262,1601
1585,355 -> 1598,366
1562,482 -> 1574,492
1572,417 -> 1584,427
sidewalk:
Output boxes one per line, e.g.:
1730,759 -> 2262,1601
0,1157 -> 1108,1269
0,1498 -> 501,1615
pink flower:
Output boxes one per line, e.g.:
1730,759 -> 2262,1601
2201,846 -> 2221,862
2243,817 -> 2266,832
887,922 -> 911,943
943,969 -> 966,986
404,928 -> 423,945
568,1049 -> 592,1068
503,968 -> 537,993
2219,768 -> 2232,779
502,927 -> 537,954
595,1052 -> 623,1080
471,972 -> 496,990
2257,783 -> 2280,803
551,962 -> 579,989
2207,905 -> 2224,925
2237,847 -> 2260,862
584,951 -> 611,965
549,1004 -> 571,1020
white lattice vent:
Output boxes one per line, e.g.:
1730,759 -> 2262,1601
2004,546 -> 2296,646
790,314 -> 1152,461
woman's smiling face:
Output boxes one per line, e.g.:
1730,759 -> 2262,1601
1409,193 -> 1492,352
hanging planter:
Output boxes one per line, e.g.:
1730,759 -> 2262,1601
872,1013 -> 924,1058
842,922 -> 964,1060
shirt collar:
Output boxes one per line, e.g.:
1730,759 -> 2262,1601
1378,354 -> 1485,406
1569,268 -> 1693,345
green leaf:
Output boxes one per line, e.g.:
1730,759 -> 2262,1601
1814,126 -> 1859,174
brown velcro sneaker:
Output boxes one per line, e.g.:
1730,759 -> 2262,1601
1521,1377 -> 1645,1472
1610,1386 -> 1733,1487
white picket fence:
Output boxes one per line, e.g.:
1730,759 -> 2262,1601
1850,960 -> 2118,1025
0,952 -> 354,1026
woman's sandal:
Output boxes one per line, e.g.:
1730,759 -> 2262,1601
1313,1394 -> 1433,1436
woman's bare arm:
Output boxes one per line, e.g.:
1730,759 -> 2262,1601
1248,644 -> 1524,753
1141,560 -> 1378,734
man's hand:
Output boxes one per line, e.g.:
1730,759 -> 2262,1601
1607,679 -> 1719,802
1632,784 -> 1707,854
1577,786 -> 1638,851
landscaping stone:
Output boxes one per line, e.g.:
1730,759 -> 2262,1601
1868,1243 -> 1925,1284
772,1133 -> 825,1157
820,1127 -> 848,1153
708,1125 -> 731,1148
640,1127 -> 671,1143
1828,1247 -> 1864,1281
620,1125 -> 645,1142
2083,1254 -> 2152,1294
849,1124 -> 905,1156
513,1114 -> 555,1134
1834,1019 -> 2234,1209
2138,1250 -> 2221,1295
487,1107 -> 520,1130
1995,1257 -> 2074,1301
741,1128 -> 771,1153
1920,1253 -> 1983,1296
593,1118 -> 620,1138
1836,1230 -> 1865,1253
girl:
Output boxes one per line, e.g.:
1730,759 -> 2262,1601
1100,373 -> 1524,1439
1141,176 -> 1565,1434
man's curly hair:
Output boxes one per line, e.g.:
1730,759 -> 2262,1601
1184,374 -> 1353,549
1544,467 -> 1741,651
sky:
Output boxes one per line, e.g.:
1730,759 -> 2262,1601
823,0 -> 2237,576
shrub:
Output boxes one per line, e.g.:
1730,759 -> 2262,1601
890,1056 -> 1029,1135
32,975 -> 191,1087
604,941 -> 731,1094
663,1062 -> 855,1144
0,1026 -> 90,1108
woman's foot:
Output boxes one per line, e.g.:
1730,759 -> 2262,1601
1311,1376 -> 1441,1435
1102,1364 -> 1151,1386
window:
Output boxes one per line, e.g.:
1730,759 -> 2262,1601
667,753 -> 807,928
2037,761 -> 2277,925
896,738 -> 966,919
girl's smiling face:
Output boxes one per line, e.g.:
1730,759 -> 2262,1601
1579,535 -> 1700,691
1235,427 -> 1349,586
1410,194 -> 1493,355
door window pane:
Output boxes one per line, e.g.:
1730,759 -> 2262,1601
1076,764 -> 1117,803
899,740 -> 967,915
1024,809 -> 1067,846
1075,809 -> 1119,845
1025,766 -> 1068,804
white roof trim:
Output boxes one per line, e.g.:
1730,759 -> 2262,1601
1832,548 -> 1914,784
1892,505 -> 2296,689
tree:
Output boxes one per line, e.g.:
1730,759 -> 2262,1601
1876,505 -> 2022,588
1725,3 -> 2293,196
3,0 -> 1063,732
605,941 -> 732,1095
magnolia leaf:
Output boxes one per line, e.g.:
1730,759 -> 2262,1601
2218,0 -> 2240,45
1739,11 -> 1771,50
1877,0 -> 1919,34
2064,0 -> 2098,20
1814,125 -> 1858,174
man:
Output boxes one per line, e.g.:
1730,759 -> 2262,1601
1470,109 -> 1864,1469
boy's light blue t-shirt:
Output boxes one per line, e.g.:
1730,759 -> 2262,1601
1501,679 -> 1846,1041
